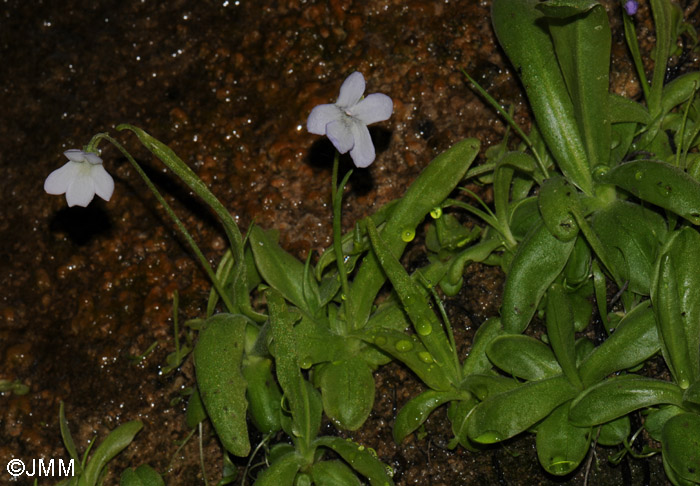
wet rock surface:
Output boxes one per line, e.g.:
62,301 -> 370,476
1,0 -> 697,484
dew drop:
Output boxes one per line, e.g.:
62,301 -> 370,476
416,322 -> 432,336
300,357 -> 313,369
430,207 -> 443,219
395,339 -> 414,352
401,228 -> 415,242
418,351 -> 433,363
634,171 -> 644,180
374,336 -> 387,346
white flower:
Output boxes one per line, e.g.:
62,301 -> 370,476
44,149 -> 115,207
307,71 -> 393,168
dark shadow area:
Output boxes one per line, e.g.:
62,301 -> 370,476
306,126 -> 392,197
48,202 -> 113,246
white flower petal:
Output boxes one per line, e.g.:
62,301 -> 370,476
350,93 -> 393,125
307,103 -> 343,135
84,152 -> 103,165
44,162 -> 82,195
90,164 -> 115,201
348,121 -> 375,168
65,170 -> 97,207
336,72 -> 365,109
326,118 -> 355,154
63,149 -> 88,163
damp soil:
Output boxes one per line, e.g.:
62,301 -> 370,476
1,1 -> 698,485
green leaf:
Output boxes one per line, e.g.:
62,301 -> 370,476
549,3 -> 611,169
184,388 -> 206,428
314,437 -> 395,486
352,138 -> 480,327
491,0 -> 592,194
82,421 -> 143,486
242,356 -> 282,434
293,315 -> 350,367
545,283 -> 583,388
312,461 -> 362,486
652,227 -> 700,388
250,226 -> 320,315
487,335 -> 562,381
467,375 -> 577,443
253,451 -> 304,486
317,358 -> 375,431
120,465 -> 164,486
536,0 -> 600,17
461,373 -> 521,401
461,317 -> 505,377
194,313 -> 250,456
538,176 -> 580,241
569,376 -> 684,427
662,413 -> 700,483
597,415 -> 631,446
579,300 -> 660,387
366,219 -> 460,382
599,160 -> 700,225
393,389 -> 469,444
362,329 -> 452,391
501,220 -> 576,333
644,405 -> 685,441
590,200 -> 667,295
535,401 -> 590,476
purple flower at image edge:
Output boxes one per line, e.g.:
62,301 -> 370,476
307,72 -> 393,168
624,0 -> 639,15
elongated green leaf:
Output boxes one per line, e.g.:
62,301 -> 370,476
312,460 -> 362,486
538,176 -> 580,241
253,451 -> 305,486
194,313 -> 250,456
536,401 -> 590,476
492,0 -> 592,194
590,200 -> 667,295
653,253 -> 694,389
242,356 -> 282,434
362,329 -> 451,392
548,3 -> 611,169
569,376 -> 684,426
82,421 -> 143,486
318,358 -> 375,431
600,160 -> 700,225
461,317 -> 505,376
250,226 -> 320,315
487,335 -> 562,381
545,283 -> 582,388
662,413 -> 700,483
120,464 -> 164,486
267,290 -> 321,446
579,300 -> 660,387
501,220 -> 576,333
393,389 -> 469,444
468,375 -> 577,443
352,139 -> 480,327
652,227 -> 700,388
366,219 -> 460,382
314,437 -> 395,486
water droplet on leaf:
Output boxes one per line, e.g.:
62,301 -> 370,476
430,207 -> 443,219
395,339 -> 414,352
401,228 -> 415,242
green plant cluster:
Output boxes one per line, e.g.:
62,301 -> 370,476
48,0 -> 700,484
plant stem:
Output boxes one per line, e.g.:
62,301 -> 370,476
89,133 -> 237,314
331,152 -> 354,331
